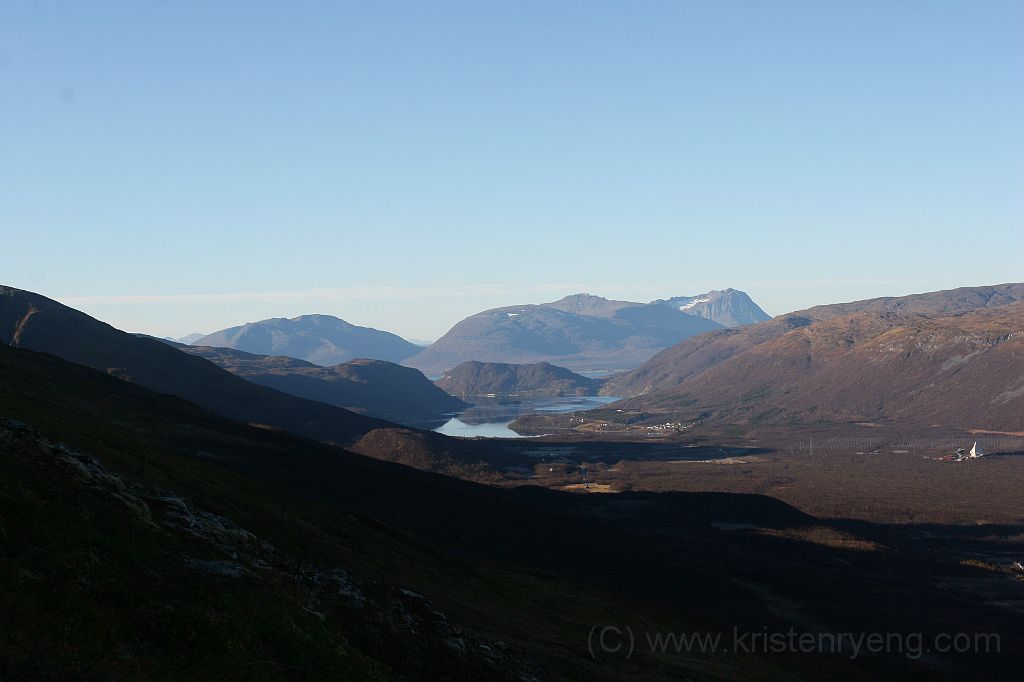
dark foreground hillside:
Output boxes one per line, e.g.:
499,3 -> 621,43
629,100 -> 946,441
0,421 -> 544,681
2,343 -> 1023,680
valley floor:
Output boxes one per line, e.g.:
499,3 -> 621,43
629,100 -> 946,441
493,427 -> 1024,526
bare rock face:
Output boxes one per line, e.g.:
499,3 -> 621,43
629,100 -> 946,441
651,288 -> 772,327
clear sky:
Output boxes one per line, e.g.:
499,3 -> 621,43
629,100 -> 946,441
2,1 -> 1022,341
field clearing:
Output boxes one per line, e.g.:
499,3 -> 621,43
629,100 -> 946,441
511,430 -> 1024,526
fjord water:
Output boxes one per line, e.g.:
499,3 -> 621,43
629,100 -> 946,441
433,396 -> 620,438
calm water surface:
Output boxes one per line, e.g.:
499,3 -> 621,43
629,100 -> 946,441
433,396 -> 620,438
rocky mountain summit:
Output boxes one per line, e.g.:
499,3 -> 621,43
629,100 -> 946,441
651,288 -> 771,327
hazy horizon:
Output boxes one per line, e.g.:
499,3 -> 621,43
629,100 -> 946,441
41,277 -> 1024,342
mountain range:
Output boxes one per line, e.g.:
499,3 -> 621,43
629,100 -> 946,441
182,345 -> 465,426
594,283 -> 1024,433
403,291 -> 765,376
183,289 -> 768,377
196,314 -> 422,365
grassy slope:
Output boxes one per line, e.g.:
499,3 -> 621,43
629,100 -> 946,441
0,344 -> 808,681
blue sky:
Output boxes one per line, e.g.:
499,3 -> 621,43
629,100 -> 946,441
2,1 -> 1022,340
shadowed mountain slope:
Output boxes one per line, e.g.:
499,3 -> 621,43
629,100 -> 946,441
182,345 -> 466,426
0,286 -> 394,445
436,361 -> 604,398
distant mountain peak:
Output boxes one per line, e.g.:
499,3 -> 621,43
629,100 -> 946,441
175,333 -> 206,345
290,313 -> 351,324
195,314 -> 419,366
543,293 -> 637,318
556,292 -> 605,302
652,288 -> 771,328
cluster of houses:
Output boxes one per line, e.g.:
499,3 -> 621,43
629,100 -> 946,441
645,421 -> 689,433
